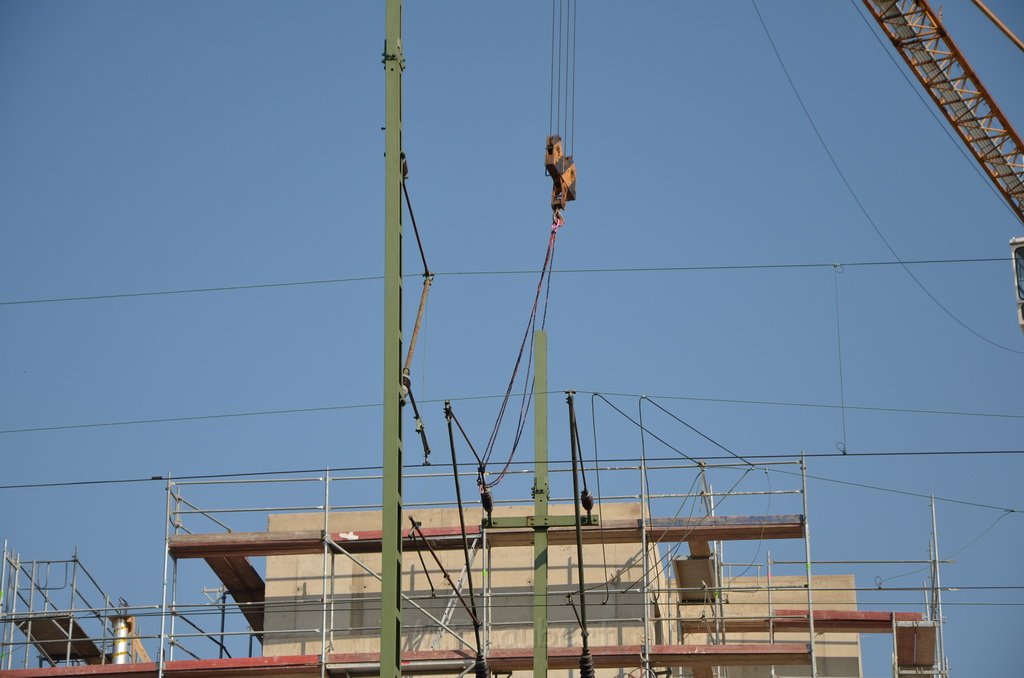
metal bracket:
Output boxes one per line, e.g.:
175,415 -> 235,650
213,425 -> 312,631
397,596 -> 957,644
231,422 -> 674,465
482,514 -> 599,529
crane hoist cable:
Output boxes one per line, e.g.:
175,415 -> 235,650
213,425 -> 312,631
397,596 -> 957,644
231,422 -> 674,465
546,0 -> 578,224
399,153 -> 434,464
467,1 -> 580,506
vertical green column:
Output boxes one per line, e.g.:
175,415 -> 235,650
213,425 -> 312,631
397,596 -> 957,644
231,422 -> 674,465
532,330 -> 549,678
380,1 -> 404,677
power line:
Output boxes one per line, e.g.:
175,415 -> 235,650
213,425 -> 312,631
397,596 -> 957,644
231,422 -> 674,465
588,390 -> 1024,421
2,388 -> 1021,436
0,258 -> 1003,307
0,275 -> 384,307
2,453 -> 1022,513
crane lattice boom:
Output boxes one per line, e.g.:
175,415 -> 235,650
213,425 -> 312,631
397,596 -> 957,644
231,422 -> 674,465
864,0 -> 1024,223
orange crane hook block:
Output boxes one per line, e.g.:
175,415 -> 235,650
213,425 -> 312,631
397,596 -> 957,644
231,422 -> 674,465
545,135 -> 576,217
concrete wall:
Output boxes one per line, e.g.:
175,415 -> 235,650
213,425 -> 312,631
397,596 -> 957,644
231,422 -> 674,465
263,504 -> 861,678
264,502 -> 648,662
675,571 -> 861,678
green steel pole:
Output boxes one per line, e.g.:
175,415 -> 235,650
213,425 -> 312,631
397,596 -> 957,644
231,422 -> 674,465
381,1 -> 404,677
532,330 -> 549,678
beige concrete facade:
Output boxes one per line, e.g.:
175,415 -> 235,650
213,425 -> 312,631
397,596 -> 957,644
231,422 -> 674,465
263,503 -> 861,677
675,571 -> 860,677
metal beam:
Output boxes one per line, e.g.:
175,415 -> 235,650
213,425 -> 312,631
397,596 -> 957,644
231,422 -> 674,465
532,330 -> 548,678
380,0 -> 404,676
0,644 -> 812,678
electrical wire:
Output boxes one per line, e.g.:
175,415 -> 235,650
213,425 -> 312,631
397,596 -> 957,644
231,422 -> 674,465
751,0 -> 1024,356
874,509 -> 1014,587
0,257 -> 1004,307
2,386 -> 1021,436
833,264 -> 849,453
641,397 -> 755,468
2,451 -> 1024,492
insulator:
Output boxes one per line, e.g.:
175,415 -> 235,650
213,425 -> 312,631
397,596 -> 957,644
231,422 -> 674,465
480,487 -> 494,516
579,650 -> 596,678
581,488 -> 594,514
473,654 -> 489,678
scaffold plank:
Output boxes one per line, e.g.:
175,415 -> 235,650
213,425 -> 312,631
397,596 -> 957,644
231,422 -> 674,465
680,609 -> 924,634
13,614 -> 106,665
896,621 -> 938,669
167,514 -> 804,559
0,643 -> 811,677
203,557 -> 265,638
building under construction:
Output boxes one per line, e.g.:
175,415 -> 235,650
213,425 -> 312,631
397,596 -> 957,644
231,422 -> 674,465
1,454 -> 950,677
4,0 -> 1023,676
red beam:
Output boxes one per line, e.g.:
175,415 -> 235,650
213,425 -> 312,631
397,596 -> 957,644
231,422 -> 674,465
1,644 -> 810,677
682,609 -> 925,634
168,515 -> 805,559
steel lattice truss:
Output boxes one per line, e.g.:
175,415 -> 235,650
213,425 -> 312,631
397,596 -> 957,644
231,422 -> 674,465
865,0 -> 1024,224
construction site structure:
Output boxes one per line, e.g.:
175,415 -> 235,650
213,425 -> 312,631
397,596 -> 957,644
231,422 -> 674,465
14,1 -> 1022,676
861,0 -> 1024,224
1,443 -> 950,677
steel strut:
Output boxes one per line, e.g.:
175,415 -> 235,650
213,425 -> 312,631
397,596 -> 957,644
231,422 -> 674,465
444,401 -> 490,677
566,391 -> 595,678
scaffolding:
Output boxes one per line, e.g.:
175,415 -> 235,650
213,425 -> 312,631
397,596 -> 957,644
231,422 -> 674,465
0,546 -> 150,670
1,455 -> 949,678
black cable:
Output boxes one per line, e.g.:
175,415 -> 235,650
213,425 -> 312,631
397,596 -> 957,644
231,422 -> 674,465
443,401 -> 486,665
447,404 -> 484,467
406,522 -> 437,597
833,264 -> 849,453
570,0 -> 578,157
400,160 -> 431,278
0,257 -> 1004,307
403,380 -> 432,465
593,394 -> 700,464
566,391 -> 595,678
2,452 -> 1023,513
588,393 -> 612,604
480,226 -> 560,486
641,396 -> 755,468
549,0 -> 556,136
751,0 -> 1024,356
3,448 -> 1024,492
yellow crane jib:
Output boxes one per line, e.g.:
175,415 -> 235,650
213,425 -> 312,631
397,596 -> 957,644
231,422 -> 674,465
545,135 -> 576,217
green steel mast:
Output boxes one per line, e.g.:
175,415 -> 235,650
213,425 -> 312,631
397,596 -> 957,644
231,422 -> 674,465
533,330 -> 549,678
380,0 -> 404,677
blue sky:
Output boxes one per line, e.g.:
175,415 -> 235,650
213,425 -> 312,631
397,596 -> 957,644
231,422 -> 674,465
1,1 -> 1022,674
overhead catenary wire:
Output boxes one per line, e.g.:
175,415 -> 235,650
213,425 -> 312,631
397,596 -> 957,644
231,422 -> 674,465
0,257 -> 1004,307
833,264 -> 849,454
2,386 -> 1023,436
3,448 -> 1024,493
